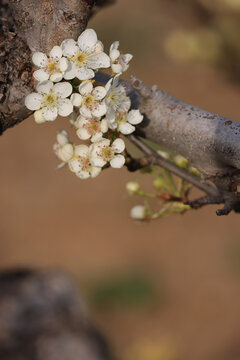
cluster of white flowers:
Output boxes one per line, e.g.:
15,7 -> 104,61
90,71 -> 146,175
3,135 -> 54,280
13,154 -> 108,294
25,28 -> 143,179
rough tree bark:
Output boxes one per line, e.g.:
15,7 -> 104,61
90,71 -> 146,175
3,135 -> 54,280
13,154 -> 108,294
1,0 -> 240,214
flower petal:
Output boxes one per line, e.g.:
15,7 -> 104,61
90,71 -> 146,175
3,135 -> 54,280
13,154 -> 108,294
76,67 -> 95,80
42,106 -> 58,121
57,98 -> 73,117
25,93 -> 42,110
68,158 -> 82,173
110,49 -> 120,62
32,52 -> 48,67
105,78 -> 113,92
112,138 -> 125,153
80,105 -> 92,118
94,41 -> 104,53
50,72 -> 63,82
123,53 -> 133,64
91,132 -> 103,143
63,62 -> 78,80
110,41 -> 119,53
90,166 -> 101,178
37,80 -> 53,94
111,63 -> 123,74
59,57 -> 69,72
70,93 -> 82,107
50,45 -> 62,59
92,102 -> 107,117
76,171 -> 90,180
33,69 -> 49,82
34,109 -> 46,123
79,81 -> 93,96
110,154 -> 125,168
53,82 -> 72,98
87,52 -> 110,69
57,130 -> 69,146
90,157 -> 106,167
92,86 -> 106,100
119,122 -> 135,135
77,29 -> 97,52
58,144 -> 74,162
76,127 -> 91,140
75,144 -> 89,157
61,39 -> 78,57
127,109 -> 144,125
100,118 -> 108,133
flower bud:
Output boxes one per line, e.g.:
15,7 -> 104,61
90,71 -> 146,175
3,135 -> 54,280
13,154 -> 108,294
157,150 -> 170,159
130,205 -> 146,220
126,181 -> 140,194
58,144 -> 74,162
174,155 -> 189,168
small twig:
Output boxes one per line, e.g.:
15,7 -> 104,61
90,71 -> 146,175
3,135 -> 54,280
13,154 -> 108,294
128,134 -> 220,198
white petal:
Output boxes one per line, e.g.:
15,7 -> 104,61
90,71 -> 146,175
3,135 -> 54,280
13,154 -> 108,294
111,63 -> 123,74
76,127 -> 91,140
57,98 -> 73,117
73,115 -> 85,128
90,157 -> 106,167
110,49 -> 120,62
57,130 -> 69,145
50,73 -> 63,82
33,69 -> 49,82
112,138 -> 125,153
110,154 -> 125,168
42,106 -> 58,121
100,118 -> 108,133
59,57 -> 69,72
94,41 -> 104,53
70,93 -> 82,106
78,29 -> 97,52
105,108 -> 115,123
105,78 -> 113,92
123,53 -> 133,64
68,158 -> 82,173
119,122 -> 135,135
63,62 -> 78,80
91,132 -> 103,143
90,166 -> 101,178
61,39 -> 78,57
76,171 -> 90,179
79,81 -> 93,95
130,205 -> 146,220
75,144 -> 89,157
87,52 -> 110,69
32,52 -> 48,67
34,109 -> 45,123
50,45 -> 62,59
110,41 -> 119,53
76,67 -> 95,80
127,109 -> 144,125
58,144 -> 74,162
37,80 -> 53,94
92,86 -> 106,100
25,93 -> 42,110
92,102 -> 107,117
53,82 -> 72,98
80,105 -> 92,118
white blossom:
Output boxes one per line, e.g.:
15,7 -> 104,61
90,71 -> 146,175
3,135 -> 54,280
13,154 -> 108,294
109,41 -> 133,74
130,205 -> 147,220
73,115 -> 108,142
78,80 -> 107,118
25,81 -> 73,122
32,46 -> 68,82
53,130 -> 74,168
61,29 -> 110,80
105,75 -> 131,123
68,144 -> 101,179
109,109 -> 143,135
90,138 -> 125,168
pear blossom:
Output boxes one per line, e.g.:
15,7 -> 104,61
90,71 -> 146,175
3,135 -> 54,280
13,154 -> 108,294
25,81 -> 73,122
109,41 -> 133,74
73,115 -> 108,142
90,138 -> 125,168
61,29 -> 110,80
78,81 -> 107,118
105,75 -> 131,123
68,144 -> 102,179
32,46 -> 68,82
109,109 -> 144,135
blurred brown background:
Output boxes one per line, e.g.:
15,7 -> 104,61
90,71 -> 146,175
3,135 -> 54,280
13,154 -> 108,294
1,0 -> 240,359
